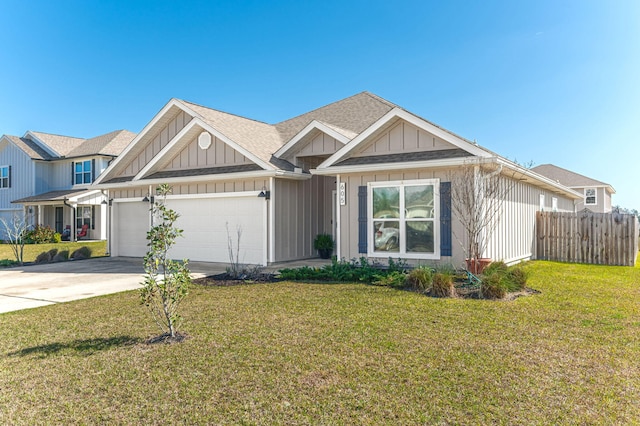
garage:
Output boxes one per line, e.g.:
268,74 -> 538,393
114,201 -> 149,257
166,196 -> 266,265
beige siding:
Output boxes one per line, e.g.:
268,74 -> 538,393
339,168 -> 578,267
358,120 -> 455,157
484,177 -> 575,263
573,186 -> 611,213
162,134 -> 251,171
273,176 -> 334,262
296,132 -> 343,158
118,111 -> 191,177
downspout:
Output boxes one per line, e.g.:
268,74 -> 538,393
63,197 -> 76,242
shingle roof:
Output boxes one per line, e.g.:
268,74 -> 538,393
335,148 -> 472,166
179,100 -> 284,167
275,91 -> 396,143
67,130 -> 137,158
4,135 -> 54,160
28,131 -> 85,156
531,164 -> 610,188
11,189 -> 91,203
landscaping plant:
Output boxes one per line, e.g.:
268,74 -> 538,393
140,184 -> 191,341
0,211 -> 31,265
432,271 -> 455,297
405,266 -> 434,292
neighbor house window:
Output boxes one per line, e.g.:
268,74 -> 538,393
552,197 -> 558,212
75,160 -> 92,184
369,179 -> 439,259
76,206 -> 94,230
539,194 -> 545,211
585,188 -> 596,205
0,166 -> 9,188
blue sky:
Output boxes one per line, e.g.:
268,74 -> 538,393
1,0 -> 638,208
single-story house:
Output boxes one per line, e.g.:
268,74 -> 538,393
94,92 -> 583,266
531,164 -> 615,213
0,130 -> 135,241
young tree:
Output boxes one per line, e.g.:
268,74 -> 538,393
0,210 -> 31,265
449,161 -> 516,273
140,184 -> 191,341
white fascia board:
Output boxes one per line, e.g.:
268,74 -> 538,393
133,119 -> 202,181
93,169 -> 278,189
274,120 -> 350,158
68,189 -> 101,203
22,131 -> 60,158
319,108 -> 492,169
194,118 -> 275,171
274,170 -> 312,180
497,158 -> 583,199
312,157 -> 477,175
93,98 -> 186,185
570,184 -> 616,194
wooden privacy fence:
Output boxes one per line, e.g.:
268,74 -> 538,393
536,210 -> 639,266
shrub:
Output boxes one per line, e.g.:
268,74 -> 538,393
24,225 -> 59,244
481,273 -> 508,299
405,266 -> 433,292
432,272 -> 455,298
53,250 -> 70,262
482,261 -> 508,276
35,249 -> 59,263
507,266 -> 528,291
71,246 -> 92,260
373,271 -> 406,288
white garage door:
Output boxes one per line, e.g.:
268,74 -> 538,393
166,196 -> 265,265
115,202 -> 149,257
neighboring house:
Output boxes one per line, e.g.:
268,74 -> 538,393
531,164 -> 615,213
94,92 -> 582,266
0,130 -> 136,241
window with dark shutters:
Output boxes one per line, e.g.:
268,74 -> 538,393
439,181 -> 452,256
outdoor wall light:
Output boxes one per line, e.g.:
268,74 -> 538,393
258,187 -> 270,200
142,195 -> 155,203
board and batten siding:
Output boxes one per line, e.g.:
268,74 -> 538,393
357,120 -> 455,157
0,142 -> 34,209
163,133 -> 252,171
290,131 -> 343,160
338,169 -> 467,266
117,110 -> 192,178
484,176 -> 575,264
273,175 -> 334,262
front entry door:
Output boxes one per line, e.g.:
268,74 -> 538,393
55,207 -> 63,234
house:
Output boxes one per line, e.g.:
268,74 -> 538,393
530,164 -> 615,213
94,92 -> 583,267
0,130 -> 136,241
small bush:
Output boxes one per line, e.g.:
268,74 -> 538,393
405,266 -> 433,292
507,266 -> 528,291
24,226 -> 59,244
432,272 -> 455,298
481,273 -> 508,299
0,259 -> 18,267
373,271 -> 406,288
35,249 -> 58,264
482,261 -> 508,276
52,250 -> 70,262
71,246 -> 92,260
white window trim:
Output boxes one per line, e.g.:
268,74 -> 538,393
367,178 -> 441,260
585,188 -> 597,205
74,160 -> 92,185
0,165 -> 9,189
539,194 -> 545,211
552,197 -> 558,212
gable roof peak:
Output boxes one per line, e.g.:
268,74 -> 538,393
177,98 -> 271,126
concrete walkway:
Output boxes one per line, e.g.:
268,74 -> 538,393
0,257 -> 330,314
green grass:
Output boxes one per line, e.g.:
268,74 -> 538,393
1,257 -> 639,424
0,240 -> 107,264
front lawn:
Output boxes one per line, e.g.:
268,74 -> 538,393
0,240 -> 107,265
1,258 -> 639,424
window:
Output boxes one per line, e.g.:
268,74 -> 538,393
539,194 -> 545,211
76,206 -> 94,230
369,179 -> 439,258
552,197 -> 558,212
0,166 -> 9,188
75,160 -> 92,184
585,188 -> 596,205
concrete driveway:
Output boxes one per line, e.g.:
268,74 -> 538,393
0,257 -> 222,314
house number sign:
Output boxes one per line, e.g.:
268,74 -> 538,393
339,182 -> 346,206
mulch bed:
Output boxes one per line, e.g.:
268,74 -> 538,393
192,273 -> 280,287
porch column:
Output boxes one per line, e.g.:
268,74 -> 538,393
38,205 -> 43,227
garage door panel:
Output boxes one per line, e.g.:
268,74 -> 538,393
115,202 -> 149,258
166,197 -> 264,264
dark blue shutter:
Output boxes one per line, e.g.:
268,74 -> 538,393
358,186 -> 367,253
91,159 -> 96,183
440,181 -> 452,256
71,162 -> 75,185
91,206 -> 95,230
7,165 -> 11,188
